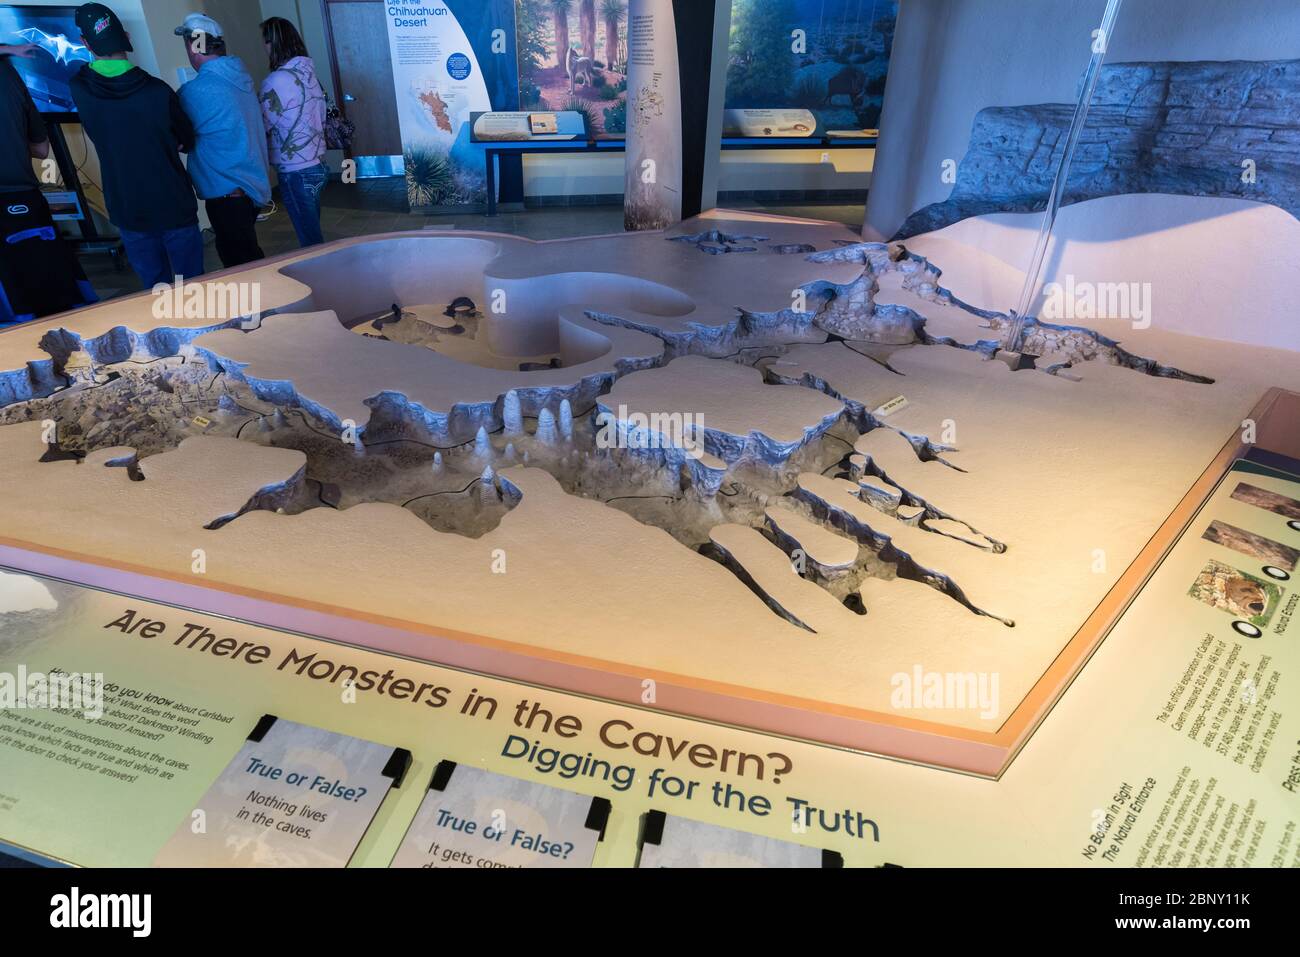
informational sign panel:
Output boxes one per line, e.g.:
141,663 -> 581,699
383,1 -> 519,208
391,761 -> 609,868
153,716 -> 409,867
637,811 -> 838,867
623,0 -> 682,230
722,108 -> 817,138
471,111 -> 586,142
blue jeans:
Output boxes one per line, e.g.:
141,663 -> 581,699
119,224 -> 205,290
278,162 -> 328,248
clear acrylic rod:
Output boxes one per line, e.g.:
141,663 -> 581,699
1003,0 -> 1125,354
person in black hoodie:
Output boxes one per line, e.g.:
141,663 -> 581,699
70,3 -> 203,290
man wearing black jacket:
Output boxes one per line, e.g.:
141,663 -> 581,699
70,3 -> 203,289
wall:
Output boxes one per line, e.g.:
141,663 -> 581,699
206,0 -> 272,89
897,59 -> 1300,239
520,148 -> 872,202
699,0 -> 731,212
147,0 -> 204,87
257,0 -> 328,74
865,0 -> 1300,240
717,147 -> 871,196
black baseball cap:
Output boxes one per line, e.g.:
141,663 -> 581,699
75,3 -> 133,56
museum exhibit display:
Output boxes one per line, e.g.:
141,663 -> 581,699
0,0 -> 1295,907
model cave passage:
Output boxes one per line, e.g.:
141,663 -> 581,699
0,217 -> 1213,635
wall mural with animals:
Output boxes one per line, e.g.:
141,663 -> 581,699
726,0 -> 897,133
516,0 -> 630,136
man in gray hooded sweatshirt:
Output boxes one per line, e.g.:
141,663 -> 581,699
175,13 -> 270,268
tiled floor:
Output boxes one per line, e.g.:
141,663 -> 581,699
78,177 -> 865,302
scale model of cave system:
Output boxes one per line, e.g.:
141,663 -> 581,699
1,208 -> 1294,732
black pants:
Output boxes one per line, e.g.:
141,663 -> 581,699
205,194 -> 264,268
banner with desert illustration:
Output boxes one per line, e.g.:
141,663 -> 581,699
384,0 -> 520,209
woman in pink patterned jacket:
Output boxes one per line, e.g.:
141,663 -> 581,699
258,17 -> 327,247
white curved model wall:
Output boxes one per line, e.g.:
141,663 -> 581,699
904,194 -> 1300,352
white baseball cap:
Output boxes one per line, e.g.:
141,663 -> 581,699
173,13 -> 223,39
